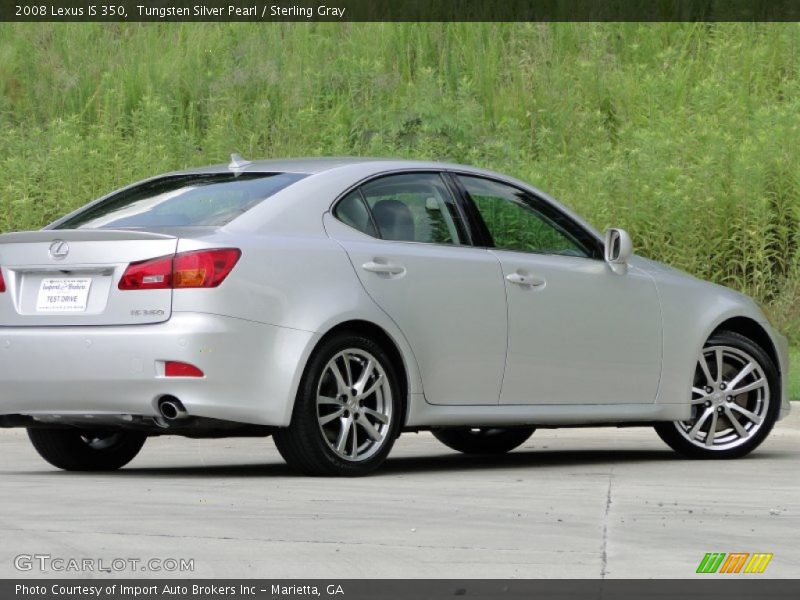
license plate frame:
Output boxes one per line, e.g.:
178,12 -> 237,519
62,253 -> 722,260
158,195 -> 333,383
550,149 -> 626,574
36,278 -> 93,313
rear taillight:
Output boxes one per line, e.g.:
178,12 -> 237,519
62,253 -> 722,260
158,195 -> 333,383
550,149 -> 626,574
173,249 -> 241,289
118,256 -> 173,290
0,269 -> 5,293
118,249 -> 241,291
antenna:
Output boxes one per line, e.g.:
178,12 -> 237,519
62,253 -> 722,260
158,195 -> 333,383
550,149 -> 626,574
229,153 -> 252,170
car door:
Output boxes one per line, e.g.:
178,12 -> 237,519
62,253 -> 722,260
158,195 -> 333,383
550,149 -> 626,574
328,172 -> 508,406
454,174 -> 662,406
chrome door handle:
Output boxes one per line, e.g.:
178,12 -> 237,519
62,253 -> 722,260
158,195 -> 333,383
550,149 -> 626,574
362,261 -> 406,276
506,272 -> 545,287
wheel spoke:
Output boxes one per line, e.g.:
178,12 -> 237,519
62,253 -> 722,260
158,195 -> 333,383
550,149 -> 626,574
350,418 -> 358,457
699,352 -> 715,386
319,408 -> 345,426
724,407 -> 749,438
705,411 -> 719,447
329,362 -> 349,395
728,403 -> 763,425
715,349 -> 724,385
359,374 -> 385,400
729,378 -> 765,396
342,354 -> 354,388
318,395 -> 345,406
361,407 -> 389,425
359,415 -> 383,442
727,361 -> 755,390
353,359 -> 374,395
688,408 -> 712,439
691,387 -> 710,403
336,417 -> 351,454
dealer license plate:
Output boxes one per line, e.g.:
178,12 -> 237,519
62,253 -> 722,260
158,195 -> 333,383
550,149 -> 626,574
36,278 -> 92,312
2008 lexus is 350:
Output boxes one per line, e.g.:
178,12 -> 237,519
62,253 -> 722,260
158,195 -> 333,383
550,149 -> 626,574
0,157 -> 790,475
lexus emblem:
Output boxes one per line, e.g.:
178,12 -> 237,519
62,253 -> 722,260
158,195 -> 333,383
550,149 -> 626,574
49,240 -> 70,260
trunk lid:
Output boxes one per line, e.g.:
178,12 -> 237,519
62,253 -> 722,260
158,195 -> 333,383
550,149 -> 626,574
0,230 -> 177,326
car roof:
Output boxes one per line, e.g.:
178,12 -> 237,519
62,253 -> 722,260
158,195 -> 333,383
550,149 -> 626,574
177,157 -> 490,176
172,157 -> 603,243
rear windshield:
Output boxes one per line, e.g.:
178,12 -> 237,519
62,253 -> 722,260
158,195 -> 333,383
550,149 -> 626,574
54,172 -> 307,229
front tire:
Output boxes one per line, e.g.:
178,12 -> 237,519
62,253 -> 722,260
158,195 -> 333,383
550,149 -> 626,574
432,426 -> 535,455
655,330 -> 780,459
273,333 -> 403,476
27,429 -> 147,471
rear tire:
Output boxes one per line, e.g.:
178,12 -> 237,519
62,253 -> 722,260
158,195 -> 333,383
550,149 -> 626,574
432,426 -> 535,455
273,332 -> 403,476
27,429 -> 147,471
655,330 -> 780,459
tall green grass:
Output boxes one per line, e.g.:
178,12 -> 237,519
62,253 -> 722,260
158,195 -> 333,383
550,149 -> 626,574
1,23 -> 800,339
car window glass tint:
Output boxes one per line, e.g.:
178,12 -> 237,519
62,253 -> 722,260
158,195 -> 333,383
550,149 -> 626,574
359,173 -> 464,245
458,175 -> 589,257
55,172 -> 307,229
333,190 -> 378,237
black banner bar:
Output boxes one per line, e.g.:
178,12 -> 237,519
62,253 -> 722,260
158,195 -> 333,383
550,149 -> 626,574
4,0 -> 800,22
3,580 -> 800,600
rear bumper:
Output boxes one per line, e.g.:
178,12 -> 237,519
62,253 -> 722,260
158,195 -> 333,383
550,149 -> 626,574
0,312 -> 316,427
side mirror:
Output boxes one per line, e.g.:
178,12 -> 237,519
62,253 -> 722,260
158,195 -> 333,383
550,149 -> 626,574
604,228 -> 632,273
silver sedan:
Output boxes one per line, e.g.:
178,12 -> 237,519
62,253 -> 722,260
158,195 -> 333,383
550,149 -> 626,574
0,157 -> 790,475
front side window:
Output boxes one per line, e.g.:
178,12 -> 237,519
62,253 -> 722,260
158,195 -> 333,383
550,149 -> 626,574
55,172 -> 307,229
457,175 -> 595,258
337,173 -> 465,245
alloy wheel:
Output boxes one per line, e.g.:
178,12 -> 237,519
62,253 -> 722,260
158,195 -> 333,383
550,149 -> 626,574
316,348 -> 393,462
675,345 -> 770,451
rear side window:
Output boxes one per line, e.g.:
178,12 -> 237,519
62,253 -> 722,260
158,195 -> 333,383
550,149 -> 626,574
361,174 -> 464,244
334,191 -> 378,237
334,173 -> 465,245
55,172 -> 307,229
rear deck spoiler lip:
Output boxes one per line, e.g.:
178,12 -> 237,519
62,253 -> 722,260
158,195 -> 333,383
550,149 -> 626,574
0,229 -> 177,244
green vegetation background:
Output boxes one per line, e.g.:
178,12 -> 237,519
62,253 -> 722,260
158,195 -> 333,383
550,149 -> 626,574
0,23 -> 799,396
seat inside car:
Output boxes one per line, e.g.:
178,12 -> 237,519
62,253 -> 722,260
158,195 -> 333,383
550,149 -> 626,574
372,199 -> 415,241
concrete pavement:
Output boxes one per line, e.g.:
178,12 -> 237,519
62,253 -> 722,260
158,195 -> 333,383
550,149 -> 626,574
0,411 -> 797,579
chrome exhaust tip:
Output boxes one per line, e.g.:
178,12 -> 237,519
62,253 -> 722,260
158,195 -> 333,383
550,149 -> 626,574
158,397 -> 188,421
